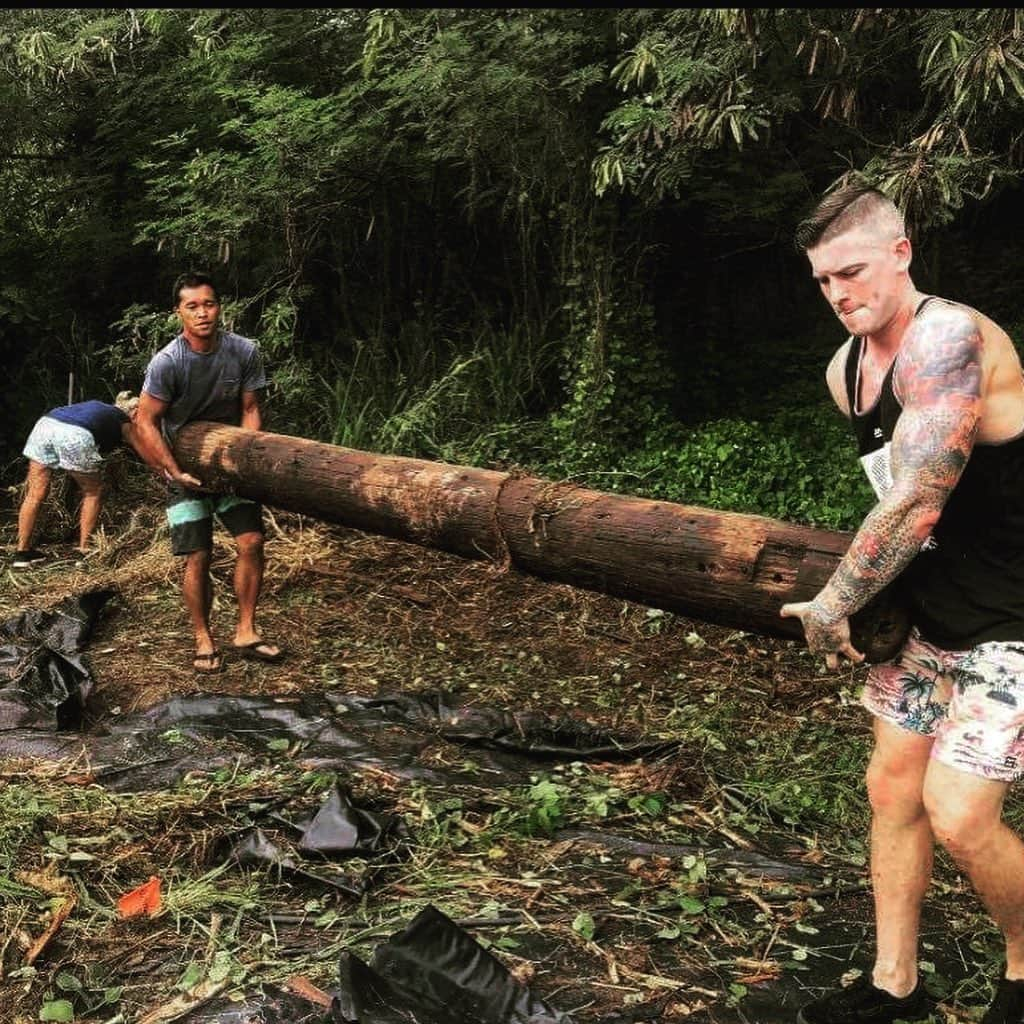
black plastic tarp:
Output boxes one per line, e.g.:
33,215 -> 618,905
2,687 -> 674,793
228,784 -> 408,895
0,590 -> 676,792
0,589 -> 113,730
328,692 -> 673,759
332,905 -> 574,1024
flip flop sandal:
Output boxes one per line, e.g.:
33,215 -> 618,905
233,640 -> 285,664
193,650 -> 224,674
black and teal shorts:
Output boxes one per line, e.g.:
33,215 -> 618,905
165,485 -> 264,555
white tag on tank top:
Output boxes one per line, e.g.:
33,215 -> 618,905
860,444 -> 894,498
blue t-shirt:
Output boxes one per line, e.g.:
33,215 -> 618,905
141,331 -> 267,441
46,401 -> 128,453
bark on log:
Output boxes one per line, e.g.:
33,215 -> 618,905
175,423 -> 506,559
174,423 -> 907,660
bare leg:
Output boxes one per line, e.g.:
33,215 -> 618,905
17,461 -> 52,550
69,471 -> 102,550
866,718 -> 935,996
231,531 -> 279,654
183,549 -> 217,665
925,761 -> 1024,978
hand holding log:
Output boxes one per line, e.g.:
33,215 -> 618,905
781,585 -> 909,667
848,587 -> 910,664
779,601 -> 864,670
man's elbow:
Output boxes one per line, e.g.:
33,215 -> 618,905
885,483 -> 945,544
912,508 -> 942,543
900,488 -> 945,543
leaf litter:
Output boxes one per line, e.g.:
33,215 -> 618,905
0,482 -> 1012,1023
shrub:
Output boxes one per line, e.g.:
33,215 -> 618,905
536,404 -> 875,530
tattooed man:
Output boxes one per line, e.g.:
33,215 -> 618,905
781,183 -> 1024,1024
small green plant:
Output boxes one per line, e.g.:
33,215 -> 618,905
39,1000 -> 74,1023
572,911 -> 596,941
47,969 -> 122,1019
525,777 -> 569,833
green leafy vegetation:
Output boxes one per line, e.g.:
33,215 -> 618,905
2,9 -> 1024,530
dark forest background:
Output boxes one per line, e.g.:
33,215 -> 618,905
4,8 -> 1024,529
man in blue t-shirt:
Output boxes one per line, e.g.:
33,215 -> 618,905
13,391 -> 140,568
135,271 -> 284,675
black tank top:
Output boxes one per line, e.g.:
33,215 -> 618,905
845,297 -> 1024,648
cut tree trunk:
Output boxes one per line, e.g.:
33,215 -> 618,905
174,423 -> 906,660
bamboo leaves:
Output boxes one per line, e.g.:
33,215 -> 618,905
596,8 -> 1024,230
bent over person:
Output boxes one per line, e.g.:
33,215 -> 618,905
13,392 -> 140,568
780,182 -> 1024,1024
135,271 -> 284,674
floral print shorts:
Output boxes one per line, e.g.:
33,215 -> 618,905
863,629 -> 1024,782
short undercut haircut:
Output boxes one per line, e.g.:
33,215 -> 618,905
795,182 -> 905,252
173,271 -> 219,307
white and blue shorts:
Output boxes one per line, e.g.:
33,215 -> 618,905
22,416 -> 104,475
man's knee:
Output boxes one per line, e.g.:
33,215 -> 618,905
866,764 -> 926,822
865,740 -> 930,820
923,778 -> 1000,859
184,548 -> 212,572
234,531 -> 264,557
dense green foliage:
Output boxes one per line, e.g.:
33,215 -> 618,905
3,9 -> 1024,529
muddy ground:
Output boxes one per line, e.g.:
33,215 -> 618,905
0,469 -> 1010,1023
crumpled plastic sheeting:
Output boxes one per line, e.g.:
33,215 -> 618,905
333,905 -> 574,1024
182,987 -> 329,1023
0,690 -> 439,792
97,692 -> 448,789
296,783 -> 407,856
2,685 -> 672,792
228,784 -> 408,895
328,692 -> 671,759
0,716 -> 244,792
0,589 -> 114,730
230,829 -> 366,897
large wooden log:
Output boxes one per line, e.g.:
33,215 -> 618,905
174,422 -> 907,659
175,423 -> 506,560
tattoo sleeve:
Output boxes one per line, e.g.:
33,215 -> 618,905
817,311 -> 982,619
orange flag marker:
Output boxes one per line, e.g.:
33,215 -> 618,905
117,875 -> 162,918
